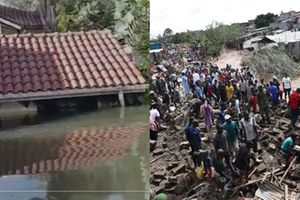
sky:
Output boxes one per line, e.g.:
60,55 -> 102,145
150,0 -> 300,38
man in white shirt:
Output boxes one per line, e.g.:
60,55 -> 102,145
150,103 -> 160,140
192,71 -> 200,85
282,74 -> 292,100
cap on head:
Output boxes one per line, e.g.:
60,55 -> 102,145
225,115 -> 231,120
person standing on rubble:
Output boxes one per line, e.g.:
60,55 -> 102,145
195,81 -> 204,99
213,125 -> 237,175
239,111 -> 262,163
200,99 -> 214,136
282,74 -> 292,101
268,82 -> 279,108
225,82 -> 234,101
181,72 -> 190,96
288,88 -> 300,129
257,85 -> 271,124
233,143 -> 251,179
222,115 -> 239,157
150,102 -> 160,140
185,120 -> 202,165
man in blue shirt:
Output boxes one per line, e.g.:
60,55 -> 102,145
185,120 -> 202,152
195,81 -> 204,99
267,82 -> 279,107
185,119 -> 202,167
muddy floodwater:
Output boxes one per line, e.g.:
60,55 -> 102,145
0,106 -> 149,200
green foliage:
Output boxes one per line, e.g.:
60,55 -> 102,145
254,13 -> 278,28
127,0 -> 149,78
162,22 -> 245,57
56,0 -> 115,32
1,0 -> 38,10
242,48 -> 300,79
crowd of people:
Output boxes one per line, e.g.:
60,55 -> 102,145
150,46 -> 300,193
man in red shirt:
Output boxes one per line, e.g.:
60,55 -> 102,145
288,88 -> 300,129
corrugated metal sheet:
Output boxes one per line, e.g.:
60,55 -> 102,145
255,180 -> 299,200
266,31 -> 300,43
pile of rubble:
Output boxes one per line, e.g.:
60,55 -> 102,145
150,98 -> 300,200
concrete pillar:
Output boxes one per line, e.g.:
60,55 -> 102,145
97,97 -> 103,110
118,90 -> 125,107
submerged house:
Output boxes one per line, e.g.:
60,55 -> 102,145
0,3 -> 55,35
0,30 -> 147,110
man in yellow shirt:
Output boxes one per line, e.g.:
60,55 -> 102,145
225,82 -> 234,100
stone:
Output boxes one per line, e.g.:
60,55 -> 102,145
272,128 -> 283,136
256,163 -> 267,172
165,180 -> 176,189
152,178 -> 163,186
180,149 -> 189,156
162,142 -> 168,148
180,141 -> 190,150
155,185 -> 165,194
153,149 -> 164,156
150,140 -> 157,152
154,170 -> 167,179
269,143 -> 276,150
173,163 -> 186,175
165,186 -> 176,193
167,162 -> 178,170
175,125 -> 182,131
168,176 -> 178,184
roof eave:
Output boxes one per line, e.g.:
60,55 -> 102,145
0,84 -> 149,103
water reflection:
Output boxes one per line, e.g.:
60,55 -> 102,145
0,106 -> 148,200
0,126 -> 143,176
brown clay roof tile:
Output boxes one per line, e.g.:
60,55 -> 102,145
0,30 -> 145,96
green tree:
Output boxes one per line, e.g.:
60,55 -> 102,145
1,0 -> 39,10
56,0 -> 115,32
254,13 -> 278,28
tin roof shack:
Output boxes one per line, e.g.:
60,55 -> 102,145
0,2 -> 55,35
266,31 -> 300,61
0,30 -> 147,111
243,36 -> 276,51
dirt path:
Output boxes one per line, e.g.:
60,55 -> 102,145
214,49 -> 300,88
213,49 -> 243,70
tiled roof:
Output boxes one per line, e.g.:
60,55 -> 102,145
0,4 -> 43,30
0,126 -> 144,176
0,30 -> 146,99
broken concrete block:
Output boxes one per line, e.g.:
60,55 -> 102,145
152,178 -> 163,186
165,185 -> 176,193
180,149 -> 189,156
180,141 -> 190,150
162,142 -> 168,148
153,171 -> 167,179
153,149 -> 164,156
173,163 -> 186,175
168,176 -> 178,184
269,143 -> 276,150
256,163 -> 267,172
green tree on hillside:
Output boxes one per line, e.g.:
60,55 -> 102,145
56,0 -> 115,31
254,13 -> 278,28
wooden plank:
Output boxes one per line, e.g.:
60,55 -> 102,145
280,157 -> 297,184
262,158 -> 281,186
0,84 -> 148,102
285,184 -> 289,200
